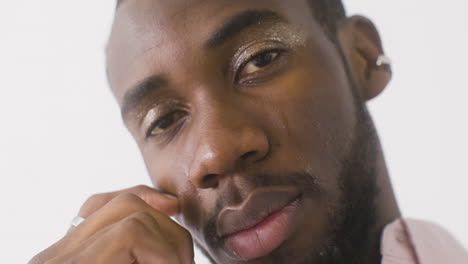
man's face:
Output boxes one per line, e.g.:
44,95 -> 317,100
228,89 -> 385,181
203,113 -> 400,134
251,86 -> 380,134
107,0 -> 378,263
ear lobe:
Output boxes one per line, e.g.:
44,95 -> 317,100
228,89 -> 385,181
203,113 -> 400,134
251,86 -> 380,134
338,16 -> 392,101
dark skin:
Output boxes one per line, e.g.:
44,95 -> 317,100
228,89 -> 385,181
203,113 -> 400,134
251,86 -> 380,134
30,0 -> 400,263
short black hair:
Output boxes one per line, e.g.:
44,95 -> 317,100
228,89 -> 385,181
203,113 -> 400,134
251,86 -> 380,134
307,0 -> 346,37
116,0 -> 346,36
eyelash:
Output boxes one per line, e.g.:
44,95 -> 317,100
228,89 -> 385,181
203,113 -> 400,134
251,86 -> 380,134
145,110 -> 186,140
235,48 -> 285,83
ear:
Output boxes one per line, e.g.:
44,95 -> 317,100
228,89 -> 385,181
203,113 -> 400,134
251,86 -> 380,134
337,16 -> 392,101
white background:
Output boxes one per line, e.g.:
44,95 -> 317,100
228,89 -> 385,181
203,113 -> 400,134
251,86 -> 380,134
0,0 -> 467,263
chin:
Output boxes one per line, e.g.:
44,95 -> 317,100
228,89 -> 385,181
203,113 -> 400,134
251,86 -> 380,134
202,193 -> 333,264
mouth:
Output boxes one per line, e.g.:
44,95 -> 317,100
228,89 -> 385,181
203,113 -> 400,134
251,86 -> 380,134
216,186 -> 303,260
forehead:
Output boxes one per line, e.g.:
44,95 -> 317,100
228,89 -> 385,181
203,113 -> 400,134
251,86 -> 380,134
106,0 -> 315,103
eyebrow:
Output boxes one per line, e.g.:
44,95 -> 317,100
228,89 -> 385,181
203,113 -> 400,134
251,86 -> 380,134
121,75 -> 168,119
205,9 -> 286,49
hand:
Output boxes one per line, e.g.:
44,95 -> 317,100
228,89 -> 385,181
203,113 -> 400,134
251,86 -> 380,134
29,185 -> 195,264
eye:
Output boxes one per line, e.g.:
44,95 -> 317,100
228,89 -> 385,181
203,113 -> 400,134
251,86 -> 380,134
147,110 -> 186,138
240,50 -> 280,75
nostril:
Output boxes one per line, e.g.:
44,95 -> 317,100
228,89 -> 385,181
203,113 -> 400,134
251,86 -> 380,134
201,173 -> 219,188
241,151 -> 257,161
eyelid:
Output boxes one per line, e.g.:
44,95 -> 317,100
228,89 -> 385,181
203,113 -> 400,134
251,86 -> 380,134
141,100 -> 186,138
144,109 -> 188,142
145,110 -> 183,139
231,40 -> 287,83
236,49 -> 284,82
142,107 -> 166,137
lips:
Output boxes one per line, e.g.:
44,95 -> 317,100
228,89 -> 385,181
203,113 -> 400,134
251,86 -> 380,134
216,186 -> 302,259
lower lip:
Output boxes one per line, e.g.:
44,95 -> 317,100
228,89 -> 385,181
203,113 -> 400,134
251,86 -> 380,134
224,197 -> 301,260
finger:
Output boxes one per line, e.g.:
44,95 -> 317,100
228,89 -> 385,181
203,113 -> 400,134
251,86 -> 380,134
48,227 -> 177,264
128,211 -> 194,264
51,212 -> 193,264
68,193 -> 191,256
78,185 -> 179,218
69,185 -> 178,234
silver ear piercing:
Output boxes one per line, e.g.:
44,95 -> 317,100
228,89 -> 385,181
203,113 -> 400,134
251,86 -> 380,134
376,54 -> 392,67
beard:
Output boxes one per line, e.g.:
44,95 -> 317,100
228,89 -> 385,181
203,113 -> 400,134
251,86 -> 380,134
303,105 -> 380,264
195,103 -> 380,264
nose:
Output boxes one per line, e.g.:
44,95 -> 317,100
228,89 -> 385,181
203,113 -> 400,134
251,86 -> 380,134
188,115 -> 270,189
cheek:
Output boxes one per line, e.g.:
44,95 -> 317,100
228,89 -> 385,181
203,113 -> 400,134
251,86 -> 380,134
141,144 -> 189,195
265,46 -> 357,191
141,144 -> 216,232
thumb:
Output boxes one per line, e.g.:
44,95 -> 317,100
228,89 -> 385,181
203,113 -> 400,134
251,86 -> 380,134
136,187 -> 180,216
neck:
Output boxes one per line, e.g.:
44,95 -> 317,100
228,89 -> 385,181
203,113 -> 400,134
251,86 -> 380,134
348,105 -> 401,264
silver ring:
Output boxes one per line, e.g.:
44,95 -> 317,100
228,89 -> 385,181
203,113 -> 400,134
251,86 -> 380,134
71,216 -> 85,227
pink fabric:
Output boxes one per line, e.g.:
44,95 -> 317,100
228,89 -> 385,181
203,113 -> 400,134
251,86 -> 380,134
381,218 -> 468,264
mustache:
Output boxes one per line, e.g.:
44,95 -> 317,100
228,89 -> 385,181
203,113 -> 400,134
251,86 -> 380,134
202,171 -> 322,243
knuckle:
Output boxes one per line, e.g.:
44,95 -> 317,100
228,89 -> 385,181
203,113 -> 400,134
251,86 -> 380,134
85,193 -> 109,206
114,192 -> 144,206
132,184 -> 151,192
79,193 -> 113,215
113,213 -> 156,246
130,211 -> 163,235
120,216 -> 145,232
115,213 -> 153,239
131,211 -> 156,225
115,220 -> 144,242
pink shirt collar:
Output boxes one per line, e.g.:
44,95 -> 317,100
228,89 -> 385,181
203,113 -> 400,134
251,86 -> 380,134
381,218 -> 468,264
